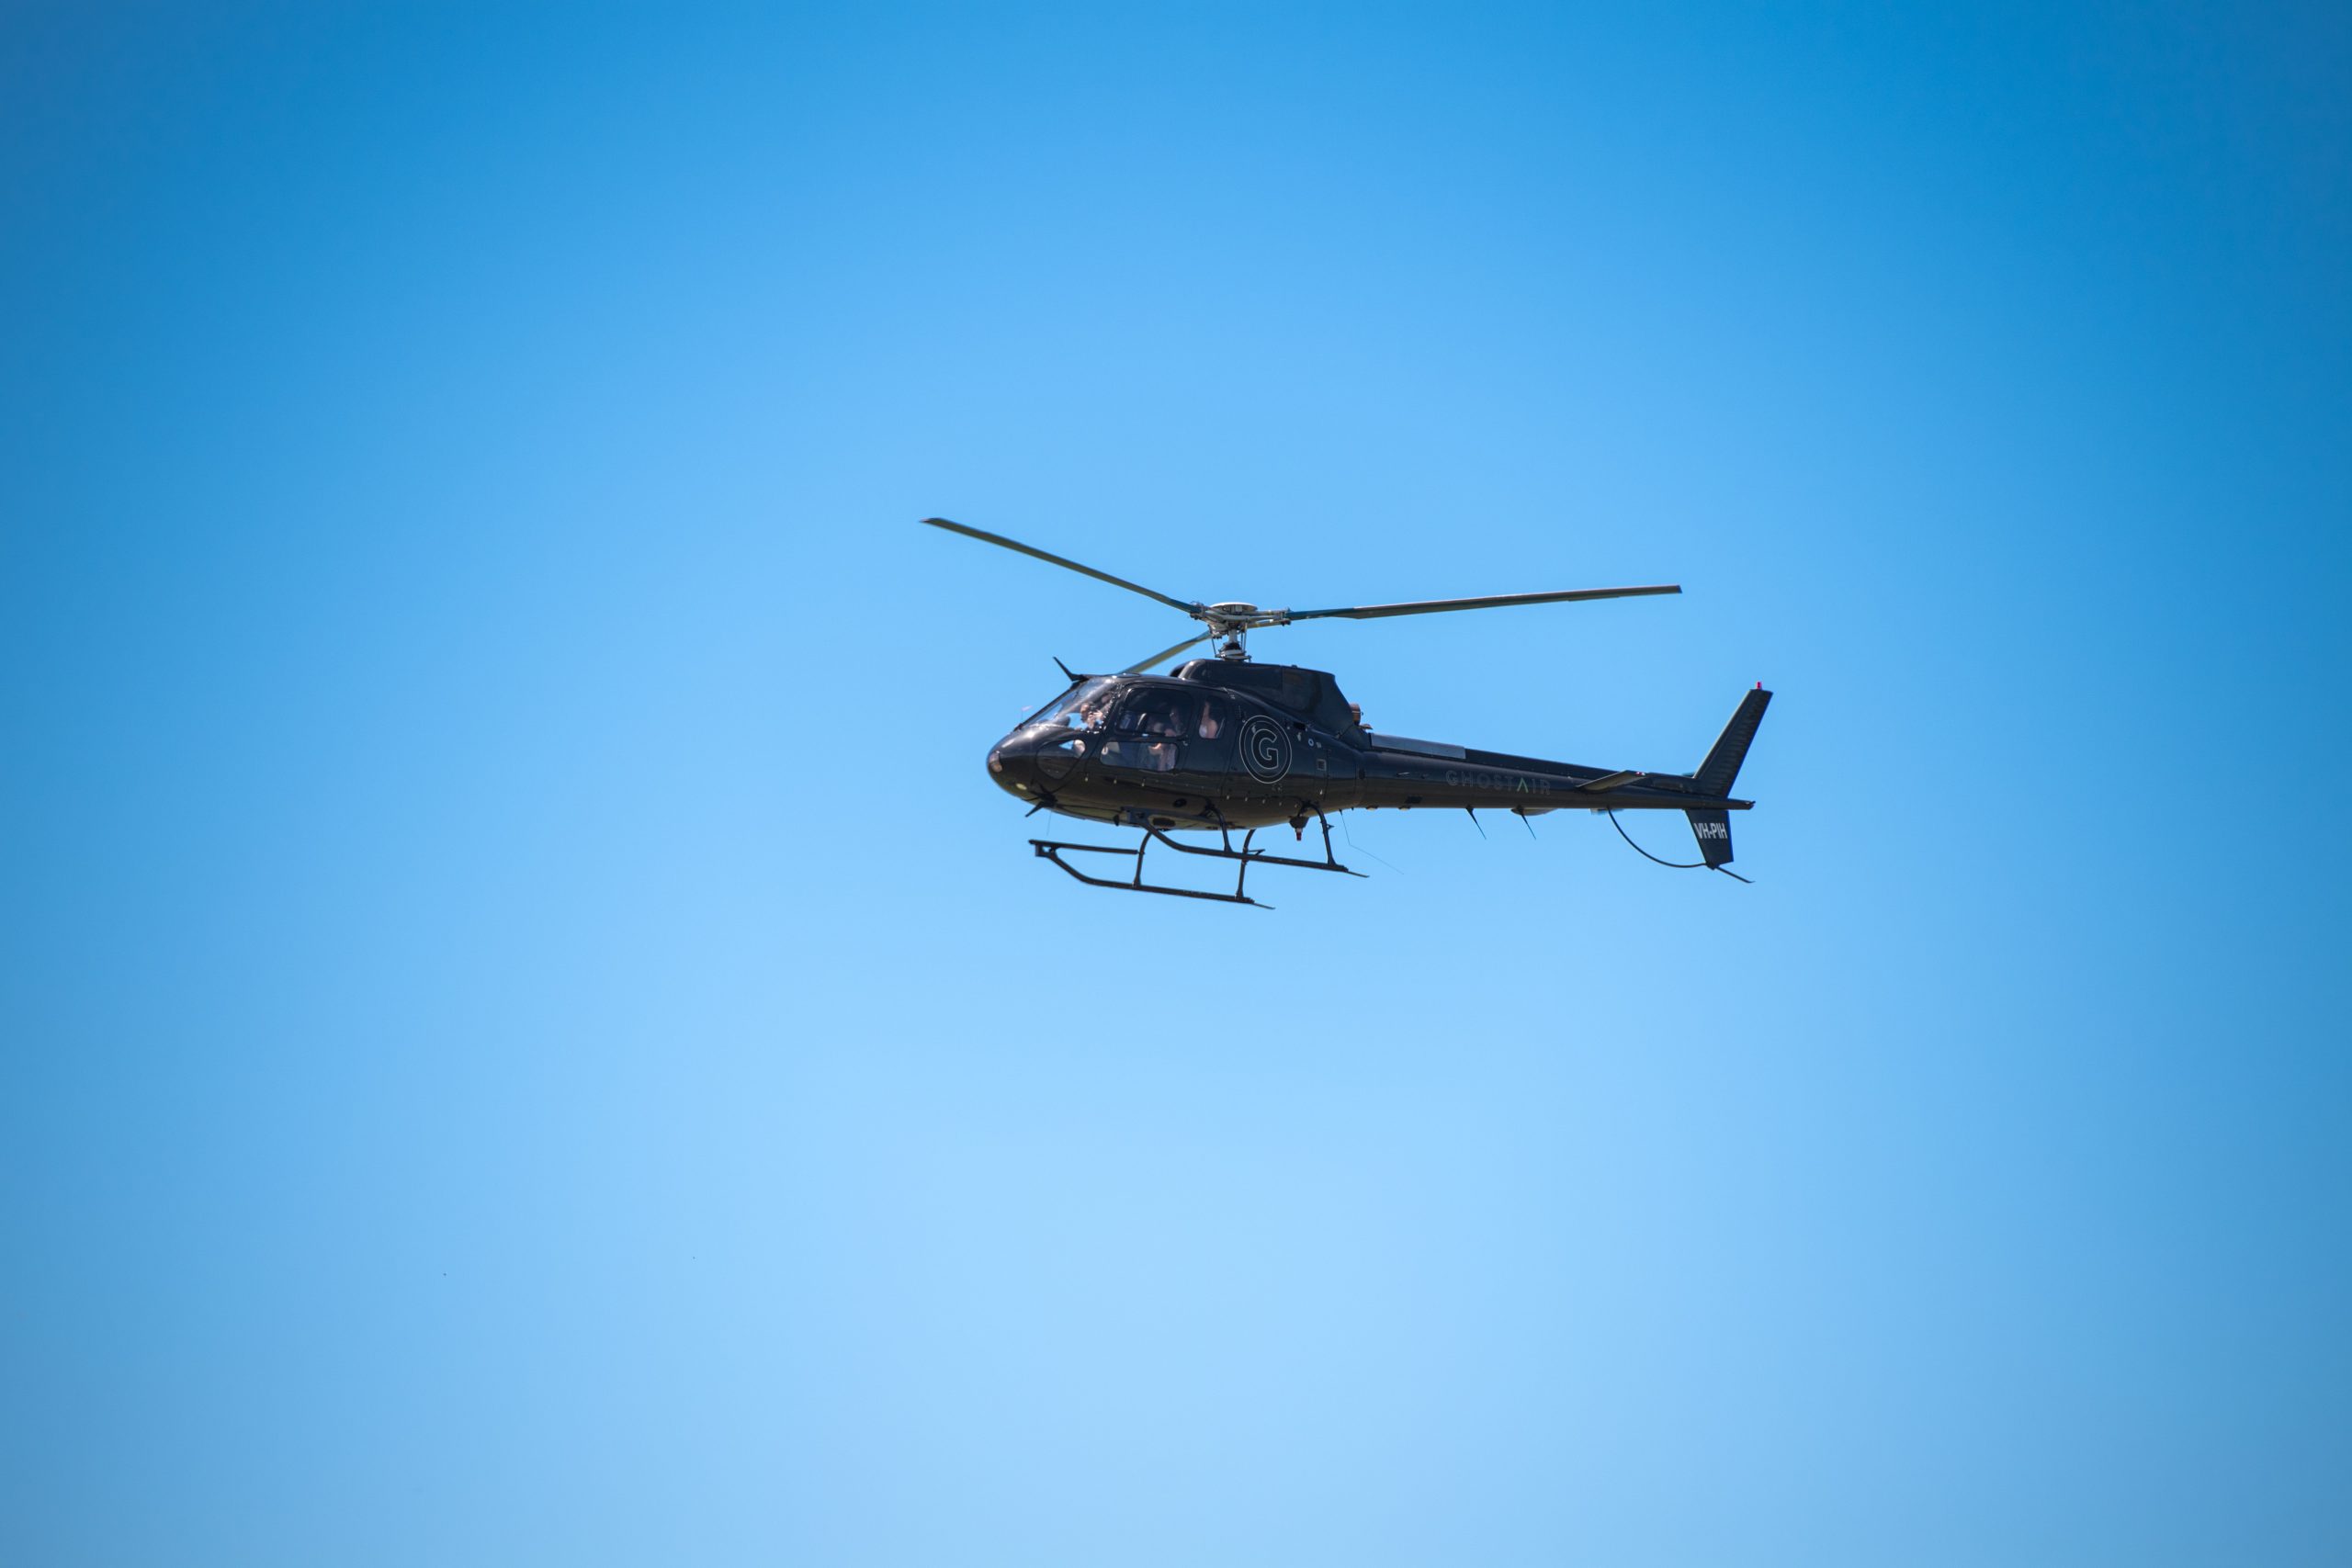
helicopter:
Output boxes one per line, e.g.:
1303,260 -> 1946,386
927,517 -> 1770,908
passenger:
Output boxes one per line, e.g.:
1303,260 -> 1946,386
1196,702 -> 1222,739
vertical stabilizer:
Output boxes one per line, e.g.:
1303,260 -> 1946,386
1686,687 -> 1771,872
1695,687 -> 1771,798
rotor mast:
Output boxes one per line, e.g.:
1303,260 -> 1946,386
1204,604 -> 1261,660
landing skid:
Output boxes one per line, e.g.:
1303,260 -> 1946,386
1029,817 -> 1364,908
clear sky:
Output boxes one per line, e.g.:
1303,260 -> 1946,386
5,4 -> 2347,1563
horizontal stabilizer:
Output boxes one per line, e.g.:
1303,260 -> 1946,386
1577,769 -> 1646,793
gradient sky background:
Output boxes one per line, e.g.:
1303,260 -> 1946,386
5,4 -> 2348,1564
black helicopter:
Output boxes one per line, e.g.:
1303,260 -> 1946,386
928,517 -> 1770,907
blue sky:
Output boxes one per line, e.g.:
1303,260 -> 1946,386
4,4 -> 2347,1563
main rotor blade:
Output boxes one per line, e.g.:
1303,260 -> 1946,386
1122,632 -> 1215,674
1284,584 -> 1681,622
921,518 -> 1198,615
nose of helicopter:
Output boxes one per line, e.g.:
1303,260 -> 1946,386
989,727 -> 1083,801
986,740 -> 1037,798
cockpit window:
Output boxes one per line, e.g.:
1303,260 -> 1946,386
1023,678 -> 1114,730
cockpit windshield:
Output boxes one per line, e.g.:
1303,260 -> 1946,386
1022,677 -> 1114,730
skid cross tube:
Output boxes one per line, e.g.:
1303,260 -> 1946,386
1030,836 -> 1268,906
1028,816 -> 1364,908
1143,820 -> 1364,878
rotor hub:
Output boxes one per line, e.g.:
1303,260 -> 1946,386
1201,603 -> 1265,660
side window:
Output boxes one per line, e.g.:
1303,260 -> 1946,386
1116,691 -> 1188,738
1193,698 -> 1229,740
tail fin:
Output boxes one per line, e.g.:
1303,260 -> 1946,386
1687,686 -> 1771,871
1695,685 -> 1771,797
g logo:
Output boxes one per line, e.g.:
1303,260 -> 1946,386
1238,715 -> 1293,784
